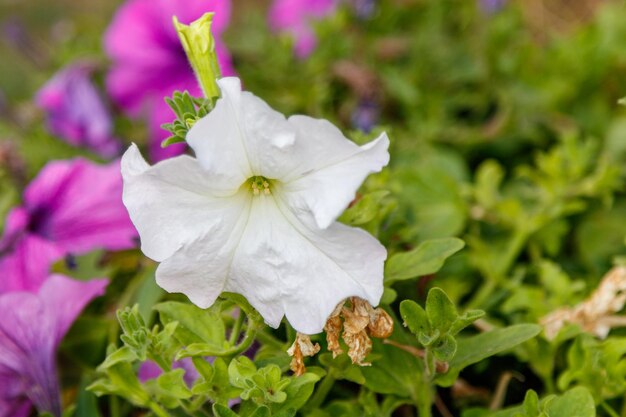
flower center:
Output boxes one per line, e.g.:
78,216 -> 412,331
247,176 -> 273,196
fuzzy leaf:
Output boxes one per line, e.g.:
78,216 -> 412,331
155,301 -> 226,349
425,287 -> 458,334
385,238 -> 465,283
436,324 -> 541,387
400,300 -> 430,337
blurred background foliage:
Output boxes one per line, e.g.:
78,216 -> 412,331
3,0 -> 626,415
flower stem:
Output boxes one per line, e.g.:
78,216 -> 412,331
303,370 -> 336,412
148,401 -> 170,417
228,309 -> 245,345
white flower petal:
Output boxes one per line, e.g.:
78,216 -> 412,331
156,201 -> 251,308
225,194 -> 386,334
280,116 -> 390,229
121,144 -> 249,261
187,79 -> 389,231
186,78 -> 251,190
186,77 -> 296,185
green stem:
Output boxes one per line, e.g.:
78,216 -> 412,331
148,401 -> 170,417
286,322 -> 297,344
466,228 -> 529,309
229,310 -> 245,345
466,279 -> 497,310
415,380 -> 433,417
303,371 -> 336,412
148,352 -> 172,372
601,402 -> 620,417
110,396 -> 120,417
255,330 -> 286,350
108,272 -> 148,345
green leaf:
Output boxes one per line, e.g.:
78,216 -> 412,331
228,356 -> 257,388
213,404 -> 240,417
75,377 -> 102,417
522,390 -> 540,416
318,353 -> 365,384
339,191 -> 389,225
97,346 -> 137,371
362,311 -> 425,400
272,372 -> 322,413
273,409 -> 297,417
545,386 -> 595,417
449,310 -> 485,336
248,406 -> 272,417
381,287 -> 398,304
425,287 -> 458,334
417,330 -> 439,347
157,369 -> 192,399
432,334 -> 457,362
385,238 -> 465,283
88,362 -> 150,406
130,266 -> 165,323
399,300 -> 430,337
155,301 -> 226,349
436,324 -> 541,387
474,387 -> 595,417
191,356 -> 214,381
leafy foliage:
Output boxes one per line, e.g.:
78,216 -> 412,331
4,0 -> 626,416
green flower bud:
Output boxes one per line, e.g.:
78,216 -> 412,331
173,13 -> 221,99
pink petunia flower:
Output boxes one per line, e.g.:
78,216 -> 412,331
0,275 -> 108,417
35,62 -> 123,159
0,159 -> 137,292
269,0 -> 337,58
104,0 -> 235,162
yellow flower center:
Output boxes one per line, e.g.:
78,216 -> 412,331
248,176 -> 272,196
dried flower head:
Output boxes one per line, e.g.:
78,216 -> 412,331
287,333 -> 321,376
541,266 -> 626,339
324,302 -> 344,357
323,297 -> 394,367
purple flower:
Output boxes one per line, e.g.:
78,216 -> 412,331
36,62 -> 123,159
349,0 -> 376,19
0,274 -> 108,417
104,0 -> 235,162
480,0 -> 506,13
351,99 -> 380,133
0,159 -> 137,292
269,0 -> 337,58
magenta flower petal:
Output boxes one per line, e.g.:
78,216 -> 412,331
21,159 -> 137,254
35,62 -> 122,158
0,275 -> 108,417
269,0 -> 337,57
0,235 -> 63,293
0,158 -> 137,292
105,0 -> 235,161
0,395 -> 32,417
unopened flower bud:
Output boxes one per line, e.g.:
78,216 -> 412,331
173,13 -> 221,99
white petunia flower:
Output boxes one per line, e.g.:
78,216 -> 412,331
121,77 -> 389,334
